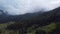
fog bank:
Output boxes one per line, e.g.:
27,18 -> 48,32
0,0 -> 60,15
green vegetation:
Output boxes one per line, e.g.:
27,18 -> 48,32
0,22 -> 15,30
26,23 -> 56,34
0,22 -> 56,34
40,23 -> 56,32
0,7 -> 60,34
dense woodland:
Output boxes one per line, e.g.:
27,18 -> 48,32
0,7 -> 60,34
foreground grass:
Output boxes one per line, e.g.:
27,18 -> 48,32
27,22 -> 56,34
0,22 -> 15,30
0,22 -> 57,34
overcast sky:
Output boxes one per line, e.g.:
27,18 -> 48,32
0,0 -> 60,15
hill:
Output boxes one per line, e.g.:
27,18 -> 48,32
5,7 -> 60,34
0,7 -> 60,34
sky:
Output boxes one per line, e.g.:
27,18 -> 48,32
0,0 -> 60,15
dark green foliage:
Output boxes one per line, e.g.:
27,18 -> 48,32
0,7 -> 60,34
5,7 -> 60,34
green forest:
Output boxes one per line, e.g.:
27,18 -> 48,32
0,7 -> 60,34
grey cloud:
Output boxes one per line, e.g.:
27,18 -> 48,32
0,0 -> 60,15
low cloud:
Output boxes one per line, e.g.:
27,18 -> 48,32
0,0 -> 60,15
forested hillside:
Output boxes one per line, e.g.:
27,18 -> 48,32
0,7 -> 60,34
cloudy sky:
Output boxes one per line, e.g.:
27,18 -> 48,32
0,0 -> 60,15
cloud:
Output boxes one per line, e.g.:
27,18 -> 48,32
0,0 -> 60,15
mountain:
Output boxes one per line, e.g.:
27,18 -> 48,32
5,7 -> 60,34
0,10 -> 43,23
0,7 -> 59,34
6,7 -> 60,28
0,7 -> 60,24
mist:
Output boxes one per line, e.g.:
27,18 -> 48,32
0,0 -> 60,15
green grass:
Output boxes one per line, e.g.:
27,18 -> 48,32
0,22 -> 57,34
27,22 -> 56,34
0,22 -> 15,30
40,23 -> 56,32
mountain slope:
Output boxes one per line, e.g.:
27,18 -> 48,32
6,7 -> 60,29
5,7 -> 60,34
0,10 -> 43,23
